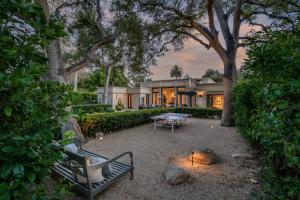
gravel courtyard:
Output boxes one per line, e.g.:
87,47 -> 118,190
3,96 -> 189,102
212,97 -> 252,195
83,118 -> 259,200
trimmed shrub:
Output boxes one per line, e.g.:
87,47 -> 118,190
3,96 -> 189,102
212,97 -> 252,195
78,107 -> 222,137
72,104 -> 113,115
174,107 -> 222,119
232,26 -> 300,199
69,91 -> 97,105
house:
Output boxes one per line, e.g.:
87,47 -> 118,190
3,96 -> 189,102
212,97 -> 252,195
97,77 -> 224,110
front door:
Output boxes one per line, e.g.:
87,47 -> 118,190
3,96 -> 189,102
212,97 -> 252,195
128,94 -> 133,108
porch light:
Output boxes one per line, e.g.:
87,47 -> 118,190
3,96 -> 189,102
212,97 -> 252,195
197,91 -> 204,97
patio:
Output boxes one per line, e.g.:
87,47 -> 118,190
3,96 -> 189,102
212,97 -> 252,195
78,118 -> 259,200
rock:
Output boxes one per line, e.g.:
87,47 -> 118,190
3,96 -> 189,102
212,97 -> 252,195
189,148 -> 219,165
249,178 -> 258,184
61,117 -> 87,144
95,132 -> 104,140
163,166 -> 189,185
232,153 -> 254,159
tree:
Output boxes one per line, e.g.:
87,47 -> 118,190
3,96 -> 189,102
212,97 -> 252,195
170,65 -> 183,79
62,0 -> 147,103
78,66 -> 128,92
202,69 -> 223,82
35,0 -> 65,83
114,0 -> 299,126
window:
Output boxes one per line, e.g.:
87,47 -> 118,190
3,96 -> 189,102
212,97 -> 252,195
207,94 -> 224,109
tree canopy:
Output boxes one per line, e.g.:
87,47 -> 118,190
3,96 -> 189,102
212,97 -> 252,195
202,69 -> 223,82
170,65 -> 183,79
78,66 -> 128,91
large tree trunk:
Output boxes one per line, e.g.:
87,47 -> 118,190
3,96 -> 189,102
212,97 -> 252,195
221,54 -> 237,127
36,0 -> 65,83
103,65 -> 111,105
46,39 -> 65,83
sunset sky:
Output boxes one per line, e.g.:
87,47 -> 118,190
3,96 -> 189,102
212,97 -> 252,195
149,23 -> 258,80
150,40 -> 246,80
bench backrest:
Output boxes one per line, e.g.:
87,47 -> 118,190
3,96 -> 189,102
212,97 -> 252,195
62,151 -> 89,177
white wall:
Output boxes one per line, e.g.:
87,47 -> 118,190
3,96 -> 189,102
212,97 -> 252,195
196,95 -> 206,107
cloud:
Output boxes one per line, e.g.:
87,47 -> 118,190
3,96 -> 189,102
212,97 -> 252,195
150,37 -> 247,80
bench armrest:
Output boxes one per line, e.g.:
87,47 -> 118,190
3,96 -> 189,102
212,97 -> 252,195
89,152 -> 133,169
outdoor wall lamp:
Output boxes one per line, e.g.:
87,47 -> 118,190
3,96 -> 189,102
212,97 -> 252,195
197,91 -> 204,97
191,152 -> 195,165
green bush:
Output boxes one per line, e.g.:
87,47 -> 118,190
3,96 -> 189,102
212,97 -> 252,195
174,107 -> 222,119
115,101 -> 124,111
0,1 -> 68,199
232,25 -> 300,199
69,91 -> 97,105
78,107 -> 222,137
72,104 -> 113,115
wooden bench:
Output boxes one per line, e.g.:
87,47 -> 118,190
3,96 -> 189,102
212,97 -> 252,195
52,149 -> 134,200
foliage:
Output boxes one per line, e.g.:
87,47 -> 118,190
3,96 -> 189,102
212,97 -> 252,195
202,69 -> 223,82
0,1 -> 68,199
63,1 -> 149,86
69,91 -> 98,105
78,67 -> 128,92
72,104 -> 113,115
115,101 -> 124,111
174,107 -> 222,119
170,65 -> 183,79
78,107 -> 222,137
232,24 -> 300,199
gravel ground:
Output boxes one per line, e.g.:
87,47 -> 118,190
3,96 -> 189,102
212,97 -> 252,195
80,118 -> 260,200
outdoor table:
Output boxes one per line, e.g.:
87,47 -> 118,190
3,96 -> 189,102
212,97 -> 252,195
151,113 -> 191,133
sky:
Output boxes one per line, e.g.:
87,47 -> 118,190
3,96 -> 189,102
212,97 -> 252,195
149,40 -> 246,80
149,23 -> 258,80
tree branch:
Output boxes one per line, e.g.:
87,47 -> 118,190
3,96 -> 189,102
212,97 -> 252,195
233,0 -> 244,42
64,37 -> 114,75
206,0 -> 218,37
180,31 -> 210,49
55,0 -> 84,12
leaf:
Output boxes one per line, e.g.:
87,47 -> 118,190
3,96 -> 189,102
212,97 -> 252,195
0,191 -> 11,200
0,183 -> 8,193
290,79 -> 300,88
3,107 -> 12,117
13,164 -> 24,176
1,145 -> 16,153
27,172 -> 36,183
26,148 -> 39,158
0,164 -> 12,178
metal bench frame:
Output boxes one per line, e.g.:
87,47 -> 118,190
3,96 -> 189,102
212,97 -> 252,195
52,148 -> 134,200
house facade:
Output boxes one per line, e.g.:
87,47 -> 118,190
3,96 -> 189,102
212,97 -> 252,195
97,78 -> 224,110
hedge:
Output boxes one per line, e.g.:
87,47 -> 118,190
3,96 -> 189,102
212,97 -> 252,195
69,91 -> 97,105
72,104 -> 113,115
173,107 -> 222,119
232,26 -> 300,199
78,107 -> 222,137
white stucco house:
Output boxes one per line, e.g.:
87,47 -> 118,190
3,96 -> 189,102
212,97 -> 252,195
97,77 -> 224,110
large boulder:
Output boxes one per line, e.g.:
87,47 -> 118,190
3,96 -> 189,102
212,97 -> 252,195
163,166 -> 189,185
61,117 -> 87,144
189,148 -> 219,165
